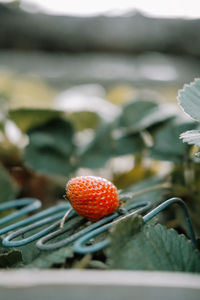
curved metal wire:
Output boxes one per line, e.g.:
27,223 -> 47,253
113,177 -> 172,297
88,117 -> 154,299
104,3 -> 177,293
1,200 -> 75,247
73,201 -> 151,254
74,197 -> 197,254
0,198 -> 42,234
2,204 -> 74,247
143,197 -> 196,246
0,196 -> 196,255
0,198 -> 151,251
36,201 -> 151,251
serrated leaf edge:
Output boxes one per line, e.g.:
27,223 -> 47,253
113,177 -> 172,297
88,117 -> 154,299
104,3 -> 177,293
177,78 -> 200,122
180,129 -> 200,146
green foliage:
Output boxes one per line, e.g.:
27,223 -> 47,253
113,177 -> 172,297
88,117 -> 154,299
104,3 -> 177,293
0,164 -> 16,203
150,119 -> 196,162
0,237 -> 73,269
26,246 -> 73,268
24,118 -> 76,176
79,99 -> 176,168
120,176 -> 166,207
67,111 -> 100,131
108,215 -> 200,273
79,122 -> 116,169
0,238 -> 22,268
119,100 -> 175,133
9,108 -> 64,132
178,78 -> 200,122
112,133 -> 144,156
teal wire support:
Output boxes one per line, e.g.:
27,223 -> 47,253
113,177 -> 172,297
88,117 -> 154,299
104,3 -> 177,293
143,197 -> 197,247
73,201 -> 151,254
0,196 -> 196,254
74,197 -> 196,254
36,201 -> 151,251
0,198 -> 42,234
2,203 -> 73,247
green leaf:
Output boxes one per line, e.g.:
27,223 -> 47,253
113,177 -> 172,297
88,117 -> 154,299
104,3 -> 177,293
119,100 -> 175,133
16,217 -> 76,268
24,118 -> 76,176
17,217 -> 77,267
180,130 -> 200,146
113,133 -> 144,156
150,119 -> 196,162
108,215 -> 200,273
80,122 -> 145,169
67,111 -> 100,131
0,238 -> 23,268
178,78 -> 200,122
120,100 -> 158,127
28,120 -> 74,157
17,242 -> 41,265
26,246 -> 73,269
79,122 -> 116,169
0,164 -> 16,203
9,108 -> 63,132
120,177 -> 166,206
24,145 -> 74,176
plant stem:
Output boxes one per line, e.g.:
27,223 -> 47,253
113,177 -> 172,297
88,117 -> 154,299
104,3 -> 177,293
119,182 -> 171,200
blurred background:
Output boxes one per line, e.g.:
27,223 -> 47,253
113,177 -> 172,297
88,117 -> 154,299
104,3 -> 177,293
0,0 -> 200,208
1,0 -> 200,95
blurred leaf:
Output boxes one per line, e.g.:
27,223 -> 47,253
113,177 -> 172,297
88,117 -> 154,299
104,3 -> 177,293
150,120 -> 196,162
26,246 -> 73,269
108,215 -> 200,272
24,145 -> 74,176
28,122 -> 74,157
80,120 -> 145,169
79,122 -> 116,169
18,217 -> 78,267
178,78 -> 200,122
0,238 -> 23,268
24,118 -> 76,176
17,241 -> 41,265
119,100 -> 175,133
0,164 -> 16,203
120,99 -> 157,127
9,108 -> 63,132
132,104 -> 175,131
124,176 -> 164,193
119,176 -> 166,206
180,130 -> 200,147
66,111 -> 100,131
113,133 -> 144,156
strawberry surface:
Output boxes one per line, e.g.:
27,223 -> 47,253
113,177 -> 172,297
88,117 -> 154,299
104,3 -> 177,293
66,176 -> 119,221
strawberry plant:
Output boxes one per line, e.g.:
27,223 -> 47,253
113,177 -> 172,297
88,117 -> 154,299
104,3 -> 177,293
0,76 -> 200,272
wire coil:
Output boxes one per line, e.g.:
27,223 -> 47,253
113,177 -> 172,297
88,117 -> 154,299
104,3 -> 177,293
0,196 -> 197,254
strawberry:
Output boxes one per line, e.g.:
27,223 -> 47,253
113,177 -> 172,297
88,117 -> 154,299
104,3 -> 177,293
66,176 -> 119,221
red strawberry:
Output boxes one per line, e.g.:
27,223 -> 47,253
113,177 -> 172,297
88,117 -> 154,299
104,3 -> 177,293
66,176 -> 119,221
